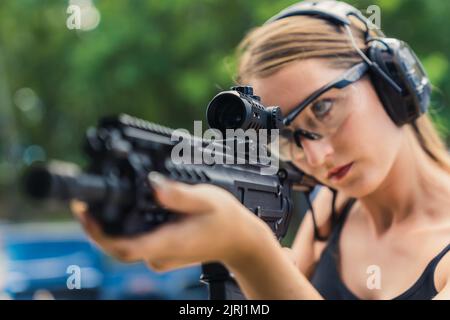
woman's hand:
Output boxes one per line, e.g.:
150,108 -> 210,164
71,172 -> 271,272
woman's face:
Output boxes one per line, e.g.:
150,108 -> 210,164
249,59 -> 404,198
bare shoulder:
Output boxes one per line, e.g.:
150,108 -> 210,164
435,248 -> 450,293
418,189 -> 450,295
308,187 -> 355,236
290,187 -> 354,277
433,212 -> 450,293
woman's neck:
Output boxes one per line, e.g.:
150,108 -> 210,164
358,127 -> 450,237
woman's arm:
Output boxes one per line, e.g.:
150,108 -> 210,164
227,224 -> 323,299
71,172 -> 323,299
288,187 -> 339,277
286,187 -> 352,278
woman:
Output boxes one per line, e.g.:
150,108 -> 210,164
72,1 -> 450,299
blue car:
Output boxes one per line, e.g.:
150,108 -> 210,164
0,222 -> 207,300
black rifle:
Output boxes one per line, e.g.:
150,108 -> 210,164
23,87 -> 318,299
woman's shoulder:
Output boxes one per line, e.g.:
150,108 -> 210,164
311,187 -> 356,230
291,187 -> 356,276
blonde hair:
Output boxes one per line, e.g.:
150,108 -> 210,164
235,15 -> 450,174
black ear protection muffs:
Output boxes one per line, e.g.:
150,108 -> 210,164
265,0 -> 432,126
265,1 -> 432,240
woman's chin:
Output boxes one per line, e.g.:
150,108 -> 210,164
332,167 -> 380,198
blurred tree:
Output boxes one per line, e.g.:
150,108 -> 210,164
0,0 -> 448,220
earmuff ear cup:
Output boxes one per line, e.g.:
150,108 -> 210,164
367,43 -> 408,126
367,39 -> 431,126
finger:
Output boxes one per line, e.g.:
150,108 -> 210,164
70,199 -> 88,219
129,222 -> 185,261
146,258 -> 200,273
74,209 -> 143,262
129,214 -> 218,265
78,212 -> 107,243
70,200 -> 127,250
147,172 -> 216,215
69,195 -> 189,262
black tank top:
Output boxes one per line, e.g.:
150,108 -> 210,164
310,198 -> 450,300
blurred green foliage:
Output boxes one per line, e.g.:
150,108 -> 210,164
0,0 -> 449,220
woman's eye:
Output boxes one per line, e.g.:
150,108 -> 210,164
311,99 -> 333,119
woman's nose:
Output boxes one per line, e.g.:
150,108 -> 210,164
300,138 -> 334,168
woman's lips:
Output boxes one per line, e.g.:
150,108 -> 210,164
327,162 -> 354,181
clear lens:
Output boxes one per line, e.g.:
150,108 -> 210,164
278,85 -> 356,162
278,129 -> 306,161
294,88 -> 351,138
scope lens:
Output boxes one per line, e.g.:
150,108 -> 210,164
207,94 -> 246,131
